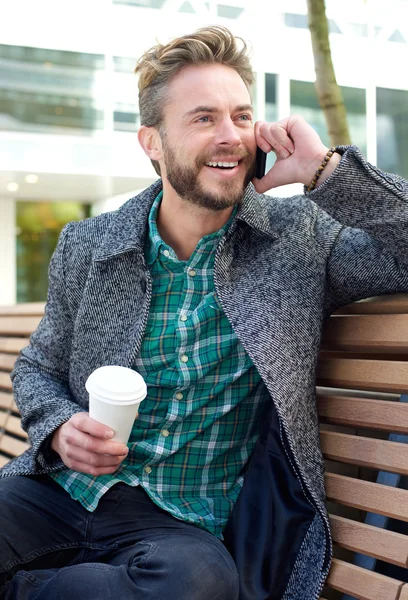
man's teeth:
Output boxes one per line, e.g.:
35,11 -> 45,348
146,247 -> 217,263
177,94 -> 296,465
205,161 -> 239,168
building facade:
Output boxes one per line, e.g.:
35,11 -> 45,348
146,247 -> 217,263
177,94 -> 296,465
1,0 -> 408,304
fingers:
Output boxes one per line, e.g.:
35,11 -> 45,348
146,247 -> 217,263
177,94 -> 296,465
66,426 -> 129,457
52,412 -> 129,477
72,412 -> 114,439
255,120 -> 295,159
64,445 -> 127,476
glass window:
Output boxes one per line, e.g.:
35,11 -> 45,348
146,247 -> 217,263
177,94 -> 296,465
0,44 -> 104,70
284,13 -> 308,29
264,73 -> 277,172
217,5 -> 244,19
284,13 -> 341,34
114,56 -> 137,73
0,44 -> 105,133
0,89 -> 104,132
265,73 -> 277,123
388,30 -> 407,43
16,202 -> 91,303
114,105 -> 139,132
179,1 -> 196,13
113,0 -> 166,7
290,81 -> 366,154
377,87 -> 408,177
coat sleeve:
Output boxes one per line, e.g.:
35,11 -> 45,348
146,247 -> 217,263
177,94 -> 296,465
307,146 -> 408,312
11,222 -> 84,470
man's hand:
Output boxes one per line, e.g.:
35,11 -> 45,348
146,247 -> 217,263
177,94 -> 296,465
252,115 -> 341,194
51,412 -> 129,477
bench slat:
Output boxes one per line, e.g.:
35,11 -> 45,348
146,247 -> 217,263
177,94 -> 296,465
0,455 -> 11,468
0,391 -> 14,410
326,558 -> 404,600
317,358 -> 408,393
0,391 -> 18,412
322,314 -> 408,352
0,412 -> 8,428
5,414 -> 27,438
399,584 -> 408,599
337,294 -> 408,315
325,473 -> 408,521
0,434 -> 30,457
0,353 -> 17,371
0,337 -> 29,354
317,395 -> 408,432
0,372 -> 12,392
0,303 -> 45,316
330,514 -> 408,568
0,317 -> 42,336
321,431 -> 408,475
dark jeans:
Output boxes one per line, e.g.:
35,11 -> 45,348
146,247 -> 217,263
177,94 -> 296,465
0,475 -> 239,600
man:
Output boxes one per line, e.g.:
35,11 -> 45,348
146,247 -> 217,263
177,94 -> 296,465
1,25 -> 408,600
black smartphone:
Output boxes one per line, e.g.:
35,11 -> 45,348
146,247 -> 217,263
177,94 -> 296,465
255,146 -> 267,179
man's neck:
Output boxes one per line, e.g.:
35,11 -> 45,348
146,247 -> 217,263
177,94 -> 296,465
157,186 -> 235,261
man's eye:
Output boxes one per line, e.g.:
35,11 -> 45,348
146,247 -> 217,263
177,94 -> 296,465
238,114 -> 252,121
198,116 -> 210,122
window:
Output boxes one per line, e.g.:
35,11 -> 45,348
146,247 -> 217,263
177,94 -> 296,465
113,0 -> 166,7
265,73 -> 277,123
377,87 -> 408,177
290,81 -> 366,154
217,4 -> 244,19
0,44 -> 104,133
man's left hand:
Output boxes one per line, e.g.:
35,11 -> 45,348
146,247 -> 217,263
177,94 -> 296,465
252,114 -> 341,194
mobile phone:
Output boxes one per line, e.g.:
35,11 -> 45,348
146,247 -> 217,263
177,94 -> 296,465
255,146 -> 267,179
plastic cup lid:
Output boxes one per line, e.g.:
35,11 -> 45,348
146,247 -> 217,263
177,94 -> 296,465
85,366 -> 147,403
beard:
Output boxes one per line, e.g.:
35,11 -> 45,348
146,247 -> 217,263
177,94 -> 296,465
161,136 -> 255,212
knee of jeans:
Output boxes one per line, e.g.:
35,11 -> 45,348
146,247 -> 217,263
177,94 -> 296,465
129,536 -> 239,600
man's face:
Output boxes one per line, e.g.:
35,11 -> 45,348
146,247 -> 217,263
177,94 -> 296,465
158,64 -> 257,211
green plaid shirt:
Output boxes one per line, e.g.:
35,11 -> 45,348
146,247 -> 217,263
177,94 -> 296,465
51,192 -> 269,538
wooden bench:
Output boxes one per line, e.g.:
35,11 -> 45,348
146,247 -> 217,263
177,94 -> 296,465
1,298 -> 408,600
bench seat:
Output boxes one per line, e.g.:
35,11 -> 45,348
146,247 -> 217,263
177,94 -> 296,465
1,297 -> 408,599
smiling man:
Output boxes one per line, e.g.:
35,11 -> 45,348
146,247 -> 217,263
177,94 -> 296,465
1,26 -> 408,600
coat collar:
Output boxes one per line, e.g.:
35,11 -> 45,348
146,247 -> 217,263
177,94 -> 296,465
94,179 -> 278,262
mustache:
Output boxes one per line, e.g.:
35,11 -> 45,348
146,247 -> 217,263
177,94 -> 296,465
196,149 -> 252,167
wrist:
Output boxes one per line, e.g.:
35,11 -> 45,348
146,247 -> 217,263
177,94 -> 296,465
315,151 -> 341,188
305,147 -> 341,191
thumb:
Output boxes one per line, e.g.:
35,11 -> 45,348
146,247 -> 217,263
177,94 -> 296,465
253,160 -> 296,194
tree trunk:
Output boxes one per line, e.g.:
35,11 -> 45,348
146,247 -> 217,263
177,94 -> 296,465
306,0 -> 351,145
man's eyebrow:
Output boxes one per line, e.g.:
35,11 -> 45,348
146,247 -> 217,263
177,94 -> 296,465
183,104 -> 254,118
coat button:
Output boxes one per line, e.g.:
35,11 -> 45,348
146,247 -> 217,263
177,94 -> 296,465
141,279 -> 147,293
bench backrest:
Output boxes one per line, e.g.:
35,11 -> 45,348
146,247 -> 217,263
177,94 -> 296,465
0,297 -> 407,599
317,294 -> 408,600
0,303 -> 43,467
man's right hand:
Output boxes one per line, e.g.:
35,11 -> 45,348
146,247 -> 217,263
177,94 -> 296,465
51,412 -> 129,477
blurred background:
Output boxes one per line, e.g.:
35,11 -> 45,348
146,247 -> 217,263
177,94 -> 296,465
1,0 -> 408,305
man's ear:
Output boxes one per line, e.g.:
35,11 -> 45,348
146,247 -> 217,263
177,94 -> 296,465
138,126 -> 162,161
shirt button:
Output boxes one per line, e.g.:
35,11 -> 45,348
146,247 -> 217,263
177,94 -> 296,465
144,465 -> 152,474
181,355 -> 189,363
175,392 -> 184,400
161,429 -> 170,437
188,269 -> 197,277
180,314 -> 188,322
163,249 -> 170,257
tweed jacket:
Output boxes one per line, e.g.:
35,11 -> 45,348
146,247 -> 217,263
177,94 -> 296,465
2,146 -> 408,599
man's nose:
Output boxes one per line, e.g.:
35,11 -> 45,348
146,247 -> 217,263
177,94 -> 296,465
214,118 -> 241,146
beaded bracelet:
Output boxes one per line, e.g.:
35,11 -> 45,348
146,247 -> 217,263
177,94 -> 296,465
306,147 -> 339,192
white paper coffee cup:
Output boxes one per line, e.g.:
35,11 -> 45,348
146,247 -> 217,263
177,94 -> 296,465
86,366 -> 147,444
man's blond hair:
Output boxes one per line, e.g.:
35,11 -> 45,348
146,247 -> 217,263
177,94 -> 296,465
135,26 -> 254,175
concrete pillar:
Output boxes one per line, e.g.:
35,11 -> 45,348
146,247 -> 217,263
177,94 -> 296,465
0,197 -> 16,306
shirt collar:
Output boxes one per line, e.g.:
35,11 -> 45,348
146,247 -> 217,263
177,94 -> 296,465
145,191 -> 238,266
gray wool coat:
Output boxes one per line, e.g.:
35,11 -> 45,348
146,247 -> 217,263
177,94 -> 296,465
2,146 -> 408,599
